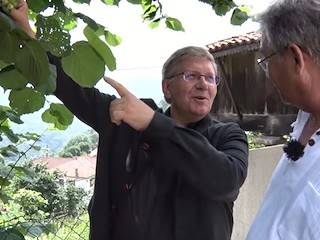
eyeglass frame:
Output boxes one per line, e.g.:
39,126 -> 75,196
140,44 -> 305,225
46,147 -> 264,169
166,71 -> 221,86
257,52 -> 278,72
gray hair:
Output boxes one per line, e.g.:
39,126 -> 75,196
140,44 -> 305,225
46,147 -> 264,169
258,0 -> 320,62
162,46 -> 217,81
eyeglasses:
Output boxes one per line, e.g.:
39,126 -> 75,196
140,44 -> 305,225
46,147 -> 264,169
167,71 -> 220,85
257,52 -> 277,72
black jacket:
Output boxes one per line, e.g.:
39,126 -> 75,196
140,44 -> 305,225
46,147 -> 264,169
50,56 -> 249,240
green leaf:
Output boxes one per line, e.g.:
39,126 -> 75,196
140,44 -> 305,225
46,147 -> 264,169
61,41 -> 105,87
165,17 -> 185,31
148,18 -> 161,29
0,191 -> 11,204
231,6 -> 250,25
74,13 -> 102,31
104,30 -> 122,47
1,145 -> 20,155
0,65 -> 28,90
84,26 -> 116,71
127,0 -> 141,4
35,64 -> 57,94
35,14 -> 72,57
14,40 -> 50,91
72,0 -> 91,4
0,31 -> 21,64
9,88 -> 45,114
41,103 -> 74,130
213,0 -> 236,16
0,176 -> 10,187
0,106 -> 23,124
0,60 -> 8,69
0,11 -> 16,31
0,228 -> 25,240
27,0 -> 50,13
9,165 -> 36,180
100,0 -> 121,5
18,132 -> 41,141
142,4 -> 158,21
0,126 -> 19,143
59,8 -> 78,31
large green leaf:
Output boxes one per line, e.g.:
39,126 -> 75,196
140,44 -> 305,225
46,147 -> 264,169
27,0 -> 50,13
100,0 -> 121,6
35,14 -> 71,57
0,31 -> 21,64
0,65 -> 28,90
165,17 -> 185,31
41,103 -> 74,130
231,6 -> 250,25
61,41 -> 105,87
84,26 -> 116,71
35,64 -> 57,94
104,30 -> 122,47
14,40 -> 50,92
9,88 -> 45,114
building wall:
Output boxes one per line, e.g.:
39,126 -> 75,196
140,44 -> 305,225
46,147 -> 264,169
211,51 -> 298,135
232,145 -> 283,240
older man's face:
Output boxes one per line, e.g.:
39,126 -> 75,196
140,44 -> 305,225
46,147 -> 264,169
162,56 -> 217,125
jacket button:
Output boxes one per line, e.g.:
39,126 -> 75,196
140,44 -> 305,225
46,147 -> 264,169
308,139 -> 315,146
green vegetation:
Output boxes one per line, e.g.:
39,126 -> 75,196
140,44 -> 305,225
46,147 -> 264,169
246,131 -> 265,149
59,129 -> 98,157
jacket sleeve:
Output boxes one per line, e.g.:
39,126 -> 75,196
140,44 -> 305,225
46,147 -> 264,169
48,55 -> 115,133
142,112 -> 248,201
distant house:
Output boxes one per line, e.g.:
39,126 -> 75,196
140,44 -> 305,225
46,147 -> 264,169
207,32 -> 298,136
33,155 -> 96,191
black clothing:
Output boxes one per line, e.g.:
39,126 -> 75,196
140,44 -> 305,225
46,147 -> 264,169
49,55 -> 249,240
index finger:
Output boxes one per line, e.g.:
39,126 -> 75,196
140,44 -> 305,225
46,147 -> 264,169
104,76 -> 130,97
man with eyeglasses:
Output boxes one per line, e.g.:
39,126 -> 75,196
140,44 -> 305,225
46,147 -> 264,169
11,2 -> 248,239
246,0 -> 320,240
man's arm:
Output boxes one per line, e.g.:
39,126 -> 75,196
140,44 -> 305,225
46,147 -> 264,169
143,112 -> 248,201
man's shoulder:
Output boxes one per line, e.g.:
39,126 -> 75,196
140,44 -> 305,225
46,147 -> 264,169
141,98 -> 159,110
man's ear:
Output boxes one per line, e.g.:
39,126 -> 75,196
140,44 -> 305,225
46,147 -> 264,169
162,80 -> 171,99
288,44 -> 305,75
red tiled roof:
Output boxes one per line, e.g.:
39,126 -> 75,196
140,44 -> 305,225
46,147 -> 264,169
33,156 -> 96,179
207,31 -> 261,54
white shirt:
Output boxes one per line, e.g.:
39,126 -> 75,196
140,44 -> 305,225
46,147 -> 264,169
246,111 -> 320,240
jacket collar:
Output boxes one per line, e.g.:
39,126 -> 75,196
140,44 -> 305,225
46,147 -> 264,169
164,107 -> 212,133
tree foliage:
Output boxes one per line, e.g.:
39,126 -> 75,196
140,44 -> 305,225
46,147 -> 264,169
59,129 -> 98,157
